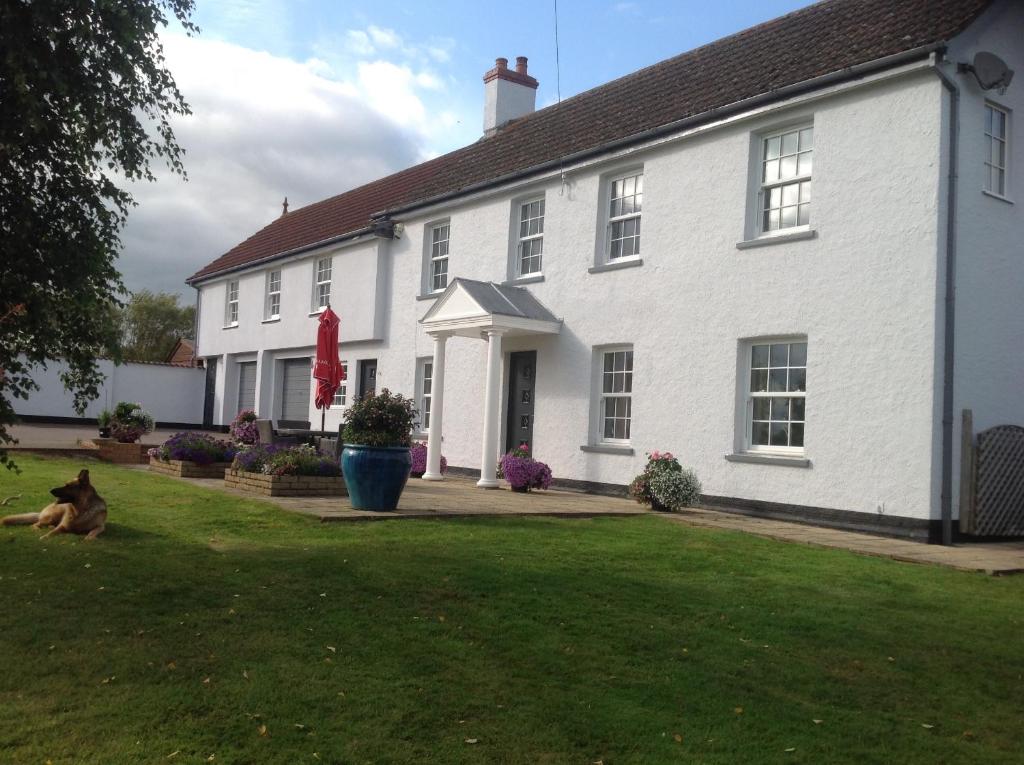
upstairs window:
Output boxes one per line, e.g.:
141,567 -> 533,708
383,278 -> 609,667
225,280 -> 239,326
607,172 -> 642,260
984,103 -> 1009,196
516,198 -> 545,276
265,270 -> 281,320
746,339 -> 807,452
430,223 -> 450,292
331,361 -> 349,407
313,257 -> 332,311
759,126 -> 812,233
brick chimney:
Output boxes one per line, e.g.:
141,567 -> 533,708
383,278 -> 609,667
483,56 -> 538,136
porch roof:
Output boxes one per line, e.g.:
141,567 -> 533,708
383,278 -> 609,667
419,278 -> 562,338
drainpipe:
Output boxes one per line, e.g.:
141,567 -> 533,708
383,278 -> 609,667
932,52 -> 959,546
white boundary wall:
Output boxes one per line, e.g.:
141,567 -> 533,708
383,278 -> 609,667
14,358 -> 206,425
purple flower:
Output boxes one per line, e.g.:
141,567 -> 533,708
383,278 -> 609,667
409,442 -> 447,477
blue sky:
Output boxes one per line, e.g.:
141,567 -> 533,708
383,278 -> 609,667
124,0 -> 814,296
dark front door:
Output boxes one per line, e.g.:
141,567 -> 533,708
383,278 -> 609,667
506,351 -> 536,452
202,357 -> 217,427
359,359 -> 378,399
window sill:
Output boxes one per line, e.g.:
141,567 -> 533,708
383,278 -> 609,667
262,317 -> 281,324
588,257 -> 643,274
416,292 -> 443,301
982,190 -> 1014,205
725,452 -> 810,468
411,431 -> 428,441
503,274 -> 545,286
736,228 -> 816,250
580,444 -> 635,456
308,309 -> 327,317
222,323 -> 239,330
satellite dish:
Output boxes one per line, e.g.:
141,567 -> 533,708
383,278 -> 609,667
959,51 -> 1015,94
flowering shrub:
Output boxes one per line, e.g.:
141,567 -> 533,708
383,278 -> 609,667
629,451 -> 701,510
110,401 -> 154,443
152,432 -> 238,465
410,441 -> 447,478
342,389 -> 417,447
232,444 -> 341,477
499,444 -> 552,492
230,410 -> 259,445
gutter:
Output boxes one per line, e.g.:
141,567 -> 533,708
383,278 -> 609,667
932,53 -> 960,546
373,42 -> 946,220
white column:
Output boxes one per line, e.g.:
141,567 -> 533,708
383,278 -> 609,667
423,333 -> 448,481
477,330 -> 504,488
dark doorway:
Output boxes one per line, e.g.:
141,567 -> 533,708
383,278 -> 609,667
358,359 -> 378,399
202,357 -> 217,427
505,351 -> 536,453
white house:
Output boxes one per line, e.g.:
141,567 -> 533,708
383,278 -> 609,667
187,0 -> 1022,541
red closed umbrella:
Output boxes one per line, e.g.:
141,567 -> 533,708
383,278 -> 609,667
313,306 -> 344,431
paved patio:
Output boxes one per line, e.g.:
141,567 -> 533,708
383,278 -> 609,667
8,422 -> 177,449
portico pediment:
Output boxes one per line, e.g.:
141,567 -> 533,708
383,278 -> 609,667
419,278 -> 561,337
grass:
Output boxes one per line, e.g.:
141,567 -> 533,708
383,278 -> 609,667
0,455 -> 1021,764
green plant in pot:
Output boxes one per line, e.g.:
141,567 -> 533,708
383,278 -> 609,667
340,389 -> 417,511
96,409 -> 113,439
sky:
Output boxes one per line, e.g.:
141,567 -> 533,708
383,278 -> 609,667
119,0 -> 814,298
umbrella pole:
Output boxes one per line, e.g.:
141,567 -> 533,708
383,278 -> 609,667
321,407 -> 325,434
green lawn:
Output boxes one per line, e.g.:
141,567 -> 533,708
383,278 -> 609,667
0,456 -> 1021,764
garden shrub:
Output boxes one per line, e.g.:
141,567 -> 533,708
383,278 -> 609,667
232,444 -> 341,477
410,441 -> 447,477
151,432 -> 238,465
499,443 -> 552,491
341,389 -> 417,448
630,451 -> 701,510
229,410 -> 259,445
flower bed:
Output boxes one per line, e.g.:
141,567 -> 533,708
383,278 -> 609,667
147,432 -> 238,477
225,469 -> 347,497
227,444 -> 345,496
149,458 -> 231,479
499,444 -> 552,492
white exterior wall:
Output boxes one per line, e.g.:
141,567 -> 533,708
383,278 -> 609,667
195,68 -> 950,522
15,359 -> 205,424
947,0 -> 1024,518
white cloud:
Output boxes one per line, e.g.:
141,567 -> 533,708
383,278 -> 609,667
367,25 -> 402,50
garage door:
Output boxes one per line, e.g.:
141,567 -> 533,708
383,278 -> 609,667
281,358 -> 311,422
237,361 -> 257,414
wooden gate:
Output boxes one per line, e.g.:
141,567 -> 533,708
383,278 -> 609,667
960,410 -> 1024,536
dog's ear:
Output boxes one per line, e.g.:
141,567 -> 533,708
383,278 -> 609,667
77,469 -> 90,485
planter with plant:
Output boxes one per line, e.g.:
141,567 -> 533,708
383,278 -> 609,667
109,401 -> 154,443
499,443 -> 552,493
148,432 -> 239,478
629,451 -> 702,512
226,443 -> 346,496
409,441 -> 446,479
96,409 -> 113,439
229,410 -> 260,445
340,389 -> 416,511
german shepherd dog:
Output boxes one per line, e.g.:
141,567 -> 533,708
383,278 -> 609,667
1,469 -> 107,540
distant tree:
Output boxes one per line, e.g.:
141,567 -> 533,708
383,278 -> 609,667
0,1 -> 197,468
120,291 -> 196,362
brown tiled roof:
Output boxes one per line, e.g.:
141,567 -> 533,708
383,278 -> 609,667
187,0 -> 990,283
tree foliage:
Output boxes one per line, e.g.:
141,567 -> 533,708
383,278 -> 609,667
0,0 -> 197,467
120,290 -> 195,362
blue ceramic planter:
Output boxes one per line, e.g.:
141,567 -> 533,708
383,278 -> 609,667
341,444 -> 412,511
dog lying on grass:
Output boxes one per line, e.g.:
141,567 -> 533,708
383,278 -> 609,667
1,469 -> 107,540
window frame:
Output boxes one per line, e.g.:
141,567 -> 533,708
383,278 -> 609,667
594,345 -> 634,445
604,170 -> 643,262
224,279 -> 239,327
312,257 -> 332,313
755,124 -> 813,238
742,337 -> 807,455
426,221 -> 450,294
264,270 -> 281,321
330,360 -> 349,409
514,196 -> 545,278
984,101 -> 1010,198
416,357 -> 433,431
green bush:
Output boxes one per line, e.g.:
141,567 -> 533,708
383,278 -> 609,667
341,389 -> 417,448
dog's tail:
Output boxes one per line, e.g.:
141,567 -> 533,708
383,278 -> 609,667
1,513 -> 40,526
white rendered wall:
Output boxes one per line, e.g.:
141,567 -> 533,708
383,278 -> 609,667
946,0 -> 1024,519
15,359 -> 205,424
196,70 -> 947,521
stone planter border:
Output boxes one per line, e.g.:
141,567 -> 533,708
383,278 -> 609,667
224,469 -> 347,497
91,438 -> 149,464
149,458 -> 232,479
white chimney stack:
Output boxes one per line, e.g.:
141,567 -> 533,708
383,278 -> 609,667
483,56 -> 538,136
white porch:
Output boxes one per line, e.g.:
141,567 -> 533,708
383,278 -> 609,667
419,278 -> 561,487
